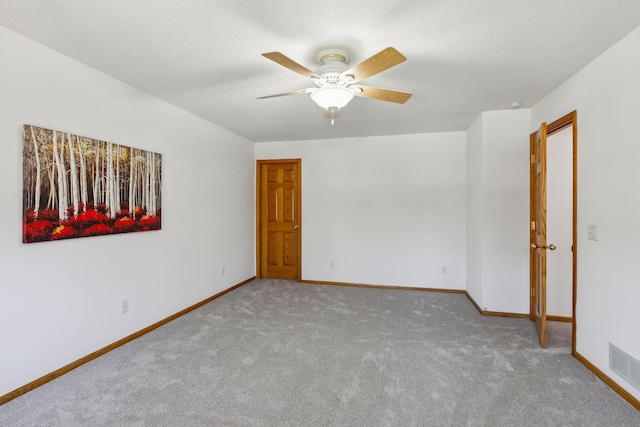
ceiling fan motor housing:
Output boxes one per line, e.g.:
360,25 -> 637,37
315,49 -> 350,87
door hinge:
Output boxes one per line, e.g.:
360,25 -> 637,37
531,288 -> 535,297
530,154 -> 536,164
531,221 -> 536,231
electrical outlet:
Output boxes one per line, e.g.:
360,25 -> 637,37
588,224 -> 598,241
220,266 -> 225,276
121,299 -> 129,314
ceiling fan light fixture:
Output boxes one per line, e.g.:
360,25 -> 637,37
259,47 -> 412,114
310,86 -> 355,111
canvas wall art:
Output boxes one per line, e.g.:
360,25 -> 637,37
22,125 -> 162,243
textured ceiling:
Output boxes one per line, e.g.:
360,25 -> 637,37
1,0 -> 640,142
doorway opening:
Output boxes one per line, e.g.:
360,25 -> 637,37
545,125 -> 574,350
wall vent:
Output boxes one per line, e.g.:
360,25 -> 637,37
609,343 -> 640,391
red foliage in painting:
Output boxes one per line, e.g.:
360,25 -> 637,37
114,217 -> 136,232
82,223 -> 113,237
134,206 -> 147,217
116,209 -> 132,219
24,220 -> 54,242
138,215 -> 161,231
65,203 -> 92,218
22,209 -> 160,243
72,210 -> 110,229
51,225 -> 77,240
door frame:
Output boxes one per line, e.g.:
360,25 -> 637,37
530,110 -> 578,353
255,158 -> 302,280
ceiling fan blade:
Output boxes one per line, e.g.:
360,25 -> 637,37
256,89 -> 311,99
262,52 -> 322,80
341,47 -> 407,84
353,85 -> 413,104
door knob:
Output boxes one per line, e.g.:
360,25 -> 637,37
531,243 -> 556,250
294,225 -> 299,230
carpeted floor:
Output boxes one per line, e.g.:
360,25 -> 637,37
1,278 -> 639,426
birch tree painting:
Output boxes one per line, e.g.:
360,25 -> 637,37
22,125 -> 162,243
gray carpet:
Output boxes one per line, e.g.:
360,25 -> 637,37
1,278 -> 639,426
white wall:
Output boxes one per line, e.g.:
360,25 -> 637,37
0,27 -> 255,396
481,110 -> 531,313
465,115 -> 484,305
465,109 -> 531,313
546,127 -> 573,317
531,25 -> 640,400
255,133 -> 466,289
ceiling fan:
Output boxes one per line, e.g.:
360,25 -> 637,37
257,47 -> 412,124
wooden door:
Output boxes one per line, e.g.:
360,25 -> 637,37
257,159 -> 301,280
530,123 -> 548,348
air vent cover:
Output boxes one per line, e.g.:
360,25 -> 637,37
609,343 -> 640,391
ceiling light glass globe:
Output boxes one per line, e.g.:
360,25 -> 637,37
310,86 -> 355,110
